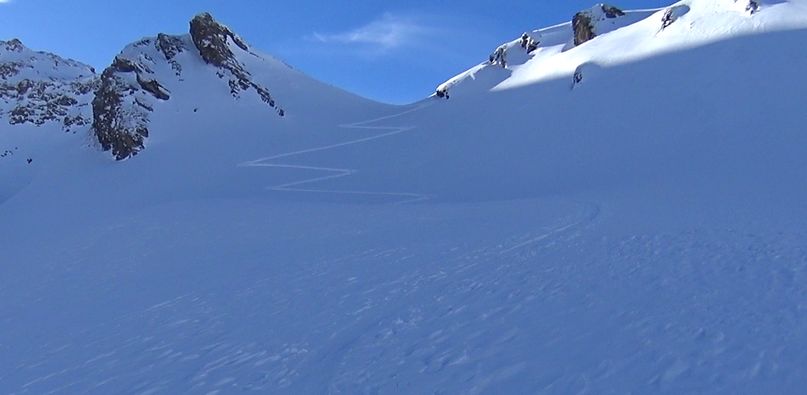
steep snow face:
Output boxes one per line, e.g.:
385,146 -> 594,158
0,39 -> 96,131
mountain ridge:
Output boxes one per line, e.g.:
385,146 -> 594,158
3,0 -> 801,162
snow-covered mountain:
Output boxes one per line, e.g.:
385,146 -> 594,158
3,0 -> 807,393
0,38 -> 96,133
93,13 -> 290,160
0,39 -> 97,201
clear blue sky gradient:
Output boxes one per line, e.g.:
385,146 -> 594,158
1,0 -> 672,103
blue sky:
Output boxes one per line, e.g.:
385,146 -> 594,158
1,0 -> 672,103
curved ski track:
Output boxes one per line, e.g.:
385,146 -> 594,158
239,103 -> 433,204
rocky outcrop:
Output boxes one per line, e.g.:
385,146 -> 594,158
3,38 -> 24,52
189,13 -> 282,111
92,36 -> 182,160
0,39 -> 96,132
190,13 -> 249,67
660,5 -> 691,31
573,4 -> 626,46
156,33 -> 186,75
573,13 -> 596,46
92,60 -> 152,160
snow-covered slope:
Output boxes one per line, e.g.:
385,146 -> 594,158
3,0 -> 807,393
437,0 -> 807,97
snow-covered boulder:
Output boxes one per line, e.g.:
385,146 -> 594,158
573,4 -> 626,46
93,12 -> 285,160
0,39 -> 96,132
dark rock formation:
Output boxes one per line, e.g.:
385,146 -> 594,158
136,75 -> 170,100
573,13 -> 596,46
92,67 -> 148,160
601,5 -> 625,18
190,13 -> 249,67
92,52 -> 172,160
661,9 -> 676,30
189,12 -> 283,112
3,38 -> 24,52
573,4 -> 626,46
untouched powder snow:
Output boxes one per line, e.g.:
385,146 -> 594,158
3,0 -> 807,393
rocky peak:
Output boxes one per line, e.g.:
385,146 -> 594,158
189,13 -> 281,112
189,12 -> 249,68
92,12 -> 284,161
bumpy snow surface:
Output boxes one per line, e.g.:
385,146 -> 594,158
3,0 -> 807,393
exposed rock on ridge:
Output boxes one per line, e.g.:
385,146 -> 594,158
189,13 -> 281,110
573,4 -> 626,46
0,39 -> 96,132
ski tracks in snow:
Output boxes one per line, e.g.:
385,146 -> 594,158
499,201 -> 601,254
239,102 -> 434,204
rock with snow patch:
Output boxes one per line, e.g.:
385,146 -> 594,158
573,4 -> 626,46
660,5 -> 691,31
